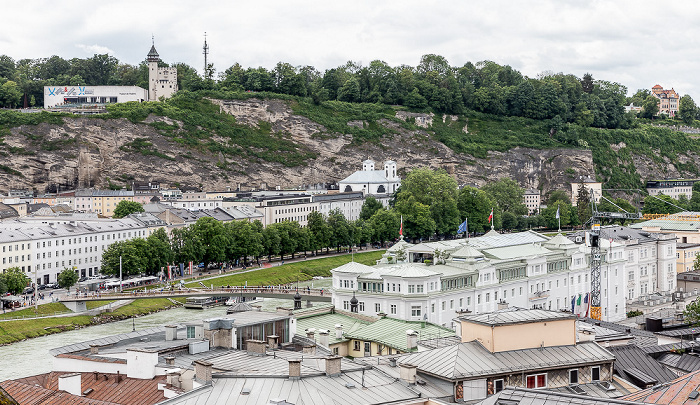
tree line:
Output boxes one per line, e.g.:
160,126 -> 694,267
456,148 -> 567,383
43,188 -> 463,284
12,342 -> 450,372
3,52 -> 697,127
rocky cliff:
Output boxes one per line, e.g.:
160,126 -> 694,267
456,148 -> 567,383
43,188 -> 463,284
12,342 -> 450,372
1,98 -> 601,195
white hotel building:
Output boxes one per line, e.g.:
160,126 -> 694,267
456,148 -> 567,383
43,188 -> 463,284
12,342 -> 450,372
0,215 -> 164,285
331,229 -> 676,326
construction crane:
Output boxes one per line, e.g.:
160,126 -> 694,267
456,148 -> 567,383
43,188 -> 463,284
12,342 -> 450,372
587,189 -> 643,320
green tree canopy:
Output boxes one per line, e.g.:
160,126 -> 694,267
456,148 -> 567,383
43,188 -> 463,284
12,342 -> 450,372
101,240 -> 147,277
457,186 -> 496,233
360,196 -> 384,220
1,267 -> 30,295
679,95 -> 697,125
481,178 -> 527,216
57,267 -> 79,290
112,200 -> 145,218
643,194 -> 682,215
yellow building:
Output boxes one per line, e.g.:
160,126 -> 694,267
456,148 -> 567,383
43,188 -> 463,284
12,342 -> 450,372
677,243 -> 700,273
90,190 -> 135,217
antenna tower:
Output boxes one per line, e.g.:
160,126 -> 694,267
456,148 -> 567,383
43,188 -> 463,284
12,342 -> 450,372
203,32 -> 209,78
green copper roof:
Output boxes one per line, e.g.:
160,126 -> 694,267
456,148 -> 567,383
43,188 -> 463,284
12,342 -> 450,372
343,317 -> 455,352
296,311 -> 371,346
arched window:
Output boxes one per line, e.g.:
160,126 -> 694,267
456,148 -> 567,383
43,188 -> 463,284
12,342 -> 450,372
344,185 -> 352,192
377,185 -> 386,193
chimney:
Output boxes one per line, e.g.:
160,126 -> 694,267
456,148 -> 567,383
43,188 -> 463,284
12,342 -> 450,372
246,339 -> 267,356
318,330 -> 330,347
164,356 -> 176,366
194,360 -> 213,384
165,325 -> 177,341
406,330 -> 418,351
497,300 -> 508,310
288,359 -> 301,379
335,324 -> 343,340
400,364 -> 417,385
166,370 -> 182,389
115,371 -> 122,384
89,344 -> 99,354
302,344 -> 316,355
267,335 -> 279,349
58,373 -> 82,396
306,328 -> 316,340
325,356 -> 342,377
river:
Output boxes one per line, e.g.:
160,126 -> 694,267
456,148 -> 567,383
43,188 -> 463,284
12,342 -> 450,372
0,278 -> 333,382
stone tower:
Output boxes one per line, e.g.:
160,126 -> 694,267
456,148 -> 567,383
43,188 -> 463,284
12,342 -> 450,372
147,41 -> 178,101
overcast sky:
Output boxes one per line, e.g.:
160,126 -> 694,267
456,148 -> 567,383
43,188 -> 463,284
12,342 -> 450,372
3,0 -> 698,97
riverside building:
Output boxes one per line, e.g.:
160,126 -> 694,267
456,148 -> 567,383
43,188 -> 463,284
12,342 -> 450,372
331,229 -> 676,325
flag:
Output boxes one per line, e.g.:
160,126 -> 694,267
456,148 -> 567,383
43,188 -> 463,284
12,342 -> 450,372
583,293 -> 590,318
399,215 -> 403,236
488,208 -> 493,224
555,206 -> 560,219
457,219 -> 467,234
575,294 -> 582,317
571,296 -> 575,312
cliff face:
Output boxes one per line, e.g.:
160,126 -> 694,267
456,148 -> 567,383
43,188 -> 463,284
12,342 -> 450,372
2,98 -> 598,195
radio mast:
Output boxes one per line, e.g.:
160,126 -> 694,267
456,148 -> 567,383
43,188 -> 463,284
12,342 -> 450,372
203,32 -> 209,79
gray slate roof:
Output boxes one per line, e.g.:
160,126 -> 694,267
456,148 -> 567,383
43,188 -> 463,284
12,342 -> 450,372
657,352 -> 700,373
398,341 -> 614,381
339,170 -> 391,184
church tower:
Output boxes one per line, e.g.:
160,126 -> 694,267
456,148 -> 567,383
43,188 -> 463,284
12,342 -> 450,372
147,41 -> 160,101
146,39 -> 178,102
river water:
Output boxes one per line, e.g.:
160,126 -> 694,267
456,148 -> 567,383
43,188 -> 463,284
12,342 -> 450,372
0,279 -> 332,382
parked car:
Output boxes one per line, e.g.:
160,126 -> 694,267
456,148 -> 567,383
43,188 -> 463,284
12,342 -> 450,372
37,284 -> 47,290
23,287 -> 35,295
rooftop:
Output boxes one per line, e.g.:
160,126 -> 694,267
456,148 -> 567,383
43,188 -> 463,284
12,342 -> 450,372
343,317 -> 455,352
457,308 -> 576,326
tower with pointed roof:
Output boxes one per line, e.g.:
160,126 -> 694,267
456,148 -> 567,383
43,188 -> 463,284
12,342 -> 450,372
147,39 -> 178,101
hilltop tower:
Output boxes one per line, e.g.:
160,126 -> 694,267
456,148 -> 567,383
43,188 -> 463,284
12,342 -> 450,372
147,39 -> 178,101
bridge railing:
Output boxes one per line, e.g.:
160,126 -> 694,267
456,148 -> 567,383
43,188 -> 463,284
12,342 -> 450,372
61,286 -> 331,301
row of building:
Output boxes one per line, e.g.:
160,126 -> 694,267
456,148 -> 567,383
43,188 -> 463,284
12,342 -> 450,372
4,303 -> 700,404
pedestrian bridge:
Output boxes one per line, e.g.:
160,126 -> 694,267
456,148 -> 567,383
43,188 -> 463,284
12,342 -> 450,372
60,287 -> 332,312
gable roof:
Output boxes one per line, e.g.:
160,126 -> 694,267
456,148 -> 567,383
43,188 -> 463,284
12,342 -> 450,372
479,387 -> 643,405
457,308 -> 575,326
339,170 -> 390,184
398,341 -> 614,381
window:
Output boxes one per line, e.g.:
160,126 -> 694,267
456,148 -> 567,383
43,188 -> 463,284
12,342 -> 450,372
591,366 -> 600,382
494,379 -> 504,393
343,301 -> 349,310
359,302 -> 365,311
411,306 -> 421,317
354,340 -> 360,351
526,373 -> 547,389
375,303 -> 381,313
186,326 -> 196,339
569,369 -> 579,385
390,304 -> 397,314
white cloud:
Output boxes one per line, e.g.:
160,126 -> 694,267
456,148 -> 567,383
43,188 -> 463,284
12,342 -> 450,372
75,44 -> 116,56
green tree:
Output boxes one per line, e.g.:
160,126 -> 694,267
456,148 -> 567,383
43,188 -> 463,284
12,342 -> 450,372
262,225 -> 282,261
101,240 -> 147,277
57,267 -> 79,291
0,80 -> 22,108
581,73 -> 594,94
112,200 -> 145,218
190,217 -> 228,267
327,209 -> 352,252
547,190 -> 571,206
576,183 -> 592,226
0,267 -> 29,295
395,197 -> 436,240
543,201 -> 572,230
0,276 -> 6,295
146,228 -> 174,275
679,95 -> 697,125
693,254 -> 700,272
171,226 -> 205,264
396,167 -> 459,237
482,178 -> 527,216
684,299 -> 700,325
337,78 -> 361,102
368,208 -> 400,245
457,186 -> 496,233
640,95 -> 659,119
360,196 -> 384,220
643,194 -> 682,215
307,211 -> 330,254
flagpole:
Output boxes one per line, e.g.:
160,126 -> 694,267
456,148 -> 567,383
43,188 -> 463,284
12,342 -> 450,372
466,217 -> 469,239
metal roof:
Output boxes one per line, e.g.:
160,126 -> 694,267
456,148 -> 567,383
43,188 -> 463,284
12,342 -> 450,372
608,345 -> 677,387
296,312 -> 371,346
157,368 -> 422,405
458,308 -> 576,326
621,369 -> 700,404
398,341 -> 614,381
339,170 -> 391,185
479,387 -> 643,405
343,317 -> 455,353
657,353 -> 700,373
465,230 -> 549,249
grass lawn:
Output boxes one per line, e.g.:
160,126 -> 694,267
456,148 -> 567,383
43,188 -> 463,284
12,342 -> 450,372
184,250 -> 384,288
0,297 -> 185,346
0,302 -> 71,320
86,300 -> 116,310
